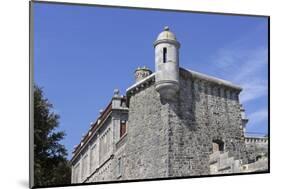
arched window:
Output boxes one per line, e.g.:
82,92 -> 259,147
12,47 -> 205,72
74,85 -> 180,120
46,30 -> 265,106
163,47 -> 167,63
212,139 -> 224,153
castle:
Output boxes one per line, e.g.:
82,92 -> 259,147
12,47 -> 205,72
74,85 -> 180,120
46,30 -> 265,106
70,27 -> 268,183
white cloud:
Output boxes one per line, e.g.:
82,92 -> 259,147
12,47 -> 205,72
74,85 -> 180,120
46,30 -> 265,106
232,48 -> 267,82
239,79 -> 267,103
247,109 -> 268,128
212,44 -> 268,104
206,24 -> 268,135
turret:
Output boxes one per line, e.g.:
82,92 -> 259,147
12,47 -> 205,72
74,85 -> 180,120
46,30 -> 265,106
154,26 -> 180,100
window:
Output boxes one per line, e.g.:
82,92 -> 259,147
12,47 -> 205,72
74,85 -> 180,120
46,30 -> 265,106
212,139 -> 224,153
120,120 -> 127,138
163,47 -> 167,63
117,157 -> 122,177
90,144 -> 98,172
187,158 -> 193,170
100,128 -> 111,158
74,163 -> 80,183
82,154 -> 88,180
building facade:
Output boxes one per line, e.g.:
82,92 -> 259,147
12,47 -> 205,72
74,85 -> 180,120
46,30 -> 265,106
71,27 -> 268,183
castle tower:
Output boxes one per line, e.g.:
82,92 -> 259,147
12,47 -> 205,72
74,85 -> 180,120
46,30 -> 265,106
154,26 -> 180,99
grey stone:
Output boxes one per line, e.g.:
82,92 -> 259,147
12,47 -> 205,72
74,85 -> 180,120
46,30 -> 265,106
70,27 -> 268,184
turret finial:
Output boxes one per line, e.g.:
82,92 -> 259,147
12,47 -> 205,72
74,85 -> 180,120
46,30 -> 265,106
164,26 -> 169,31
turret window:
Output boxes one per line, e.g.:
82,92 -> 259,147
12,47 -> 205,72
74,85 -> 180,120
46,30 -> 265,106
163,47 -> 167,63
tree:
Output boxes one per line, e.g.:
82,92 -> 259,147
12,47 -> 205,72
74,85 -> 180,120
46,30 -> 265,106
34,85 -> 71,187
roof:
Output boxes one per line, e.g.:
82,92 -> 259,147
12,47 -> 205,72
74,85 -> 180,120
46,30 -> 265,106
154,26 -> 180,47
156,26 -> 177,41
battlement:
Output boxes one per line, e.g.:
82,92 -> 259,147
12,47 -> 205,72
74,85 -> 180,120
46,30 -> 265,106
245,136 -> 268,144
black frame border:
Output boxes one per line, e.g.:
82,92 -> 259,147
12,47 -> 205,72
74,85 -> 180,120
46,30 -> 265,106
29,1 -> 270,188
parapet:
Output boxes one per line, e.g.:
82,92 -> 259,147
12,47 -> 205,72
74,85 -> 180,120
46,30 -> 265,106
180,68 -> 242,91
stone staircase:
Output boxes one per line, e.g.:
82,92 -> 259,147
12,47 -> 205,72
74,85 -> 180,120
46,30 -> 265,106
209,151 -> 241,174
240,158 -> 268,173
209,151 -> 268,174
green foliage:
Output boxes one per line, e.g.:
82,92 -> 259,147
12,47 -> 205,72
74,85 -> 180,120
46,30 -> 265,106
34,85 -> 71,187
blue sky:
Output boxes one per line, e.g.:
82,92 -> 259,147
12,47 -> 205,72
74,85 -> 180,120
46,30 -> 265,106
33,2 -> 268,160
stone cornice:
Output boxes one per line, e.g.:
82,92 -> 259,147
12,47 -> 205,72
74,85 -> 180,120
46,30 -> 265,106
126,67 -> 242,98
245,136 -> 268,143
180,68 -> 243,91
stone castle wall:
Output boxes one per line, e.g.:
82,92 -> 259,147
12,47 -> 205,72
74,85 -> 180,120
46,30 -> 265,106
245,137 -> 268,163
72,69 -> 264,183
167,69 -> 247,177
71,27 -> 268,184
123,85 -> 170,180
123,68 -> 247,178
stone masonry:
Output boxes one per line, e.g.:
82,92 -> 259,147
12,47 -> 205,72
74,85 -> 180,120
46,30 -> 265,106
71,27 -> 268,184
123,68 -> 247,179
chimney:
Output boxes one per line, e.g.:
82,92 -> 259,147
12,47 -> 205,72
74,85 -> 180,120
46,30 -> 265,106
134,66 -> 152,83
